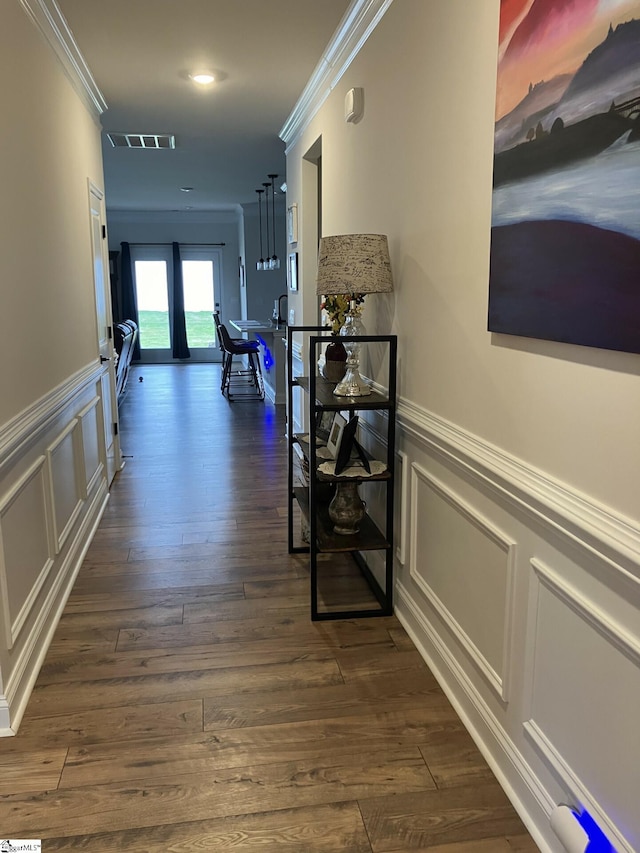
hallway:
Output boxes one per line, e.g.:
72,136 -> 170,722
0,365 -> 536,851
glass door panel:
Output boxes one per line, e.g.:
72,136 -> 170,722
134,260 -> 170,349
183,259 -> 216,350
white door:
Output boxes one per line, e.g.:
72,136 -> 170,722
89,182 -> 120,485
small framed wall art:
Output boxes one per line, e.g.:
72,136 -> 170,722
287,203 -> 298,244
288,251 -> 298,291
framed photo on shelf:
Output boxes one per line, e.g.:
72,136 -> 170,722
288,251 -> 298,292
326,413 -> 347,458
334,415 -> 359,474
287,203 -> 298,244
316,410 -> 334,442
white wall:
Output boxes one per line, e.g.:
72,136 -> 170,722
0,2 -> 106,426
0,1 -> 110,733
284,1 -> 640,850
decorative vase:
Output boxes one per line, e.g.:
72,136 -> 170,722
320,338 -> 347,383
328,481 -> 366,535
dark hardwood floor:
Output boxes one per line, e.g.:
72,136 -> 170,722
0,364 -> 537,851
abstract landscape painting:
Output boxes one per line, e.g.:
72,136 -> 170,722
488,0 -> 640,354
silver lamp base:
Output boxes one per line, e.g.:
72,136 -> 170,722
333,300 -> 370,396
333,366 -> 371,396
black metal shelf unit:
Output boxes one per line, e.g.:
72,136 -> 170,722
286,326 -> 397,621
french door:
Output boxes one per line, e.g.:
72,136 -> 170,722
132,245 -> 223,362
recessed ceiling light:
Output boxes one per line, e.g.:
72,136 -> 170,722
180,187 -> 194,192
189,71 -> 215,85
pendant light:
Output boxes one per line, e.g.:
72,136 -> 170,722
268,173 -> 280,269
262,182 -> 272,269
255,189 -> 265,270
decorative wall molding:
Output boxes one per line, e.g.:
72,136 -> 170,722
0,695 -> 11,737
395,580 -> 554,852
0,456 -> 53,650
78,397 -> 103,497
0,361 -> 109,734
0,362 -> 101,474
280,0 -> 394,150
4,481 -> 108,734
524,559 -> 638,853
18,0 -> 107,116
530,558 -> 640,663
409,463 -> 516,702
524,720 -> 633,853
396,449 -> 409,565
397,398 -> 640,586
46,419 -> 84,554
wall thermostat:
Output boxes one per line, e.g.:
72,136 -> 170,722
345,87 -> 364,123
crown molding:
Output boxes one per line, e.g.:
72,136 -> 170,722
280,0 -> 393,151
18,0 -> 107,116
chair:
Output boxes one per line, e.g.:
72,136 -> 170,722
213,313 -> 264,401
114,319 -> 138,401
213,312 -> 251,389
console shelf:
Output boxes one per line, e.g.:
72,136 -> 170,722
286,326 -> 397,620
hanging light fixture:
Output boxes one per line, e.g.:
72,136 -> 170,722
268,174 -> 280,269
262,181 -> 273,269
255,189 -> 265,270
255,174 -> 282,271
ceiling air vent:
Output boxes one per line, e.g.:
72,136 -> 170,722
107,133 -> 176,149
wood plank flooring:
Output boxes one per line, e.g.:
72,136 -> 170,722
0,364 -> 538,851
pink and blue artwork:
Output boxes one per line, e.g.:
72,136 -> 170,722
489,0 -> 640,354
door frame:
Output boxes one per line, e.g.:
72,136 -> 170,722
88,180 -> 121,484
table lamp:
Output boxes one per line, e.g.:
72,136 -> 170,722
316,234 -> 393,396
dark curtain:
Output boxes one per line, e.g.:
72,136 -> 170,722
172,242 -> 190,359
120,241 -> 141,360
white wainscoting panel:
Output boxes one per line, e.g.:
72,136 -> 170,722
0,362 -> 109,734
46,420 -> 83,554
395,398 -> 640,852
409,463 -> 516,702
524,558 -> 639,853
0,457 -> 53,649
79,397 -> 102,495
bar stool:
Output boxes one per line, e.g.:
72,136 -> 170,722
215,317 -> 264,401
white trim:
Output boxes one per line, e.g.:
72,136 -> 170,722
409,463 -> 516,702
397,398 -> 640,584
0,456 -> 53,650
523,720 -> 634,853
77,397 -> 104,497
530,558 -> 640,663
45,419 -> 84,554
4,482 -> 109,734
0,362 -> 102,474
395,581 -> 554,853
18,0 -> 107,116
280,0 -> 394,150
0,694 -> 11,737
522,558 -> 638,853
396,449 -> 409,565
